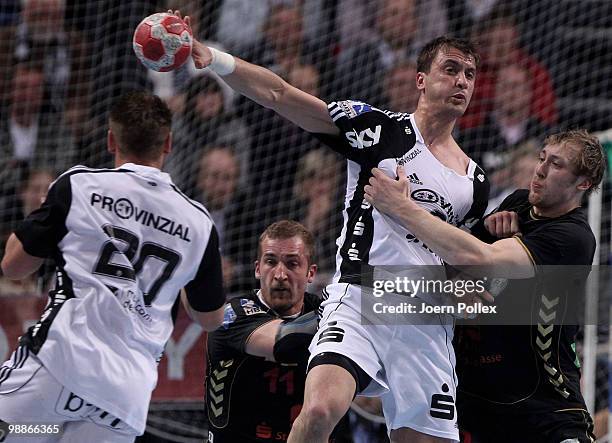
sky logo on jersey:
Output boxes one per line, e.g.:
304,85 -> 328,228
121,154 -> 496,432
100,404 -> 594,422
90,193 -> 191,242
222,304 -> 237,329
345,125 -> 382,149
338,100 -> 373,119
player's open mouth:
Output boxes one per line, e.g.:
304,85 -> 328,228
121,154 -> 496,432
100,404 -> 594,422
451,94 -> 466,101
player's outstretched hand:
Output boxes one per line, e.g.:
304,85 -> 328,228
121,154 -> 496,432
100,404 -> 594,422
168,9 -> 212,69
484,211 -> 520,238
364,164 -> 412,215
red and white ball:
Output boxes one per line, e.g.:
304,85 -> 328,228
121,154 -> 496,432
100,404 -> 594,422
133,12 -> 192,72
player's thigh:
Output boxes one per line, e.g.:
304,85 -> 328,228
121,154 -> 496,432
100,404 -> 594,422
310,283 -> 391,396
0,347 -> 63,424
391,427 -> 454,443
0,347 -> 138,443
60,420 -> 135,443
381,322 -> 458,441
0,348 -> 64,443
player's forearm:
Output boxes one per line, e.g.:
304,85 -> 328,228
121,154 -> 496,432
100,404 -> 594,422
392,203 -> 493,268
222,58 -> 290,110
201,44 -> 336,134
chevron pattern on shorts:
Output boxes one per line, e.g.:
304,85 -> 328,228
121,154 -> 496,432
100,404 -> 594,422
536,294 -> 570,399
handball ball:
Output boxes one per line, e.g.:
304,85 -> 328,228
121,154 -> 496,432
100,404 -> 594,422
133,12 -> 192,72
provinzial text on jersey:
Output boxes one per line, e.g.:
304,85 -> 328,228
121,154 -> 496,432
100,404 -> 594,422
90,193 -> 191,242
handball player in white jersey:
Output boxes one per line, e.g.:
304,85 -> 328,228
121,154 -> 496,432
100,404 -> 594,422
180,13 -> 488,441
0,92 -> 225,442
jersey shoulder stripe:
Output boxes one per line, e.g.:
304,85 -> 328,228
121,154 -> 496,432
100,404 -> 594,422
169,184 -> 213,221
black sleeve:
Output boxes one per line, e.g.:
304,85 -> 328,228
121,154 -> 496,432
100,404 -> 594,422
14,173 -> 72,258
184,226 -> 226,312
208,297 -> 275,354
520,222 -> 595,266
458,164 -> 490,231
470,189 -> 529,242
312,100 -> 401,165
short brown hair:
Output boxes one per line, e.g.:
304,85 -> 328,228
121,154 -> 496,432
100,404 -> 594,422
417,36 -> 480,74
544,129 -> 606,197
258,220 -> 316,264
108,91 -> 172,161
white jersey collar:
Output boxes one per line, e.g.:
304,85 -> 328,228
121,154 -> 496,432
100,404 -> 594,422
409,114 -> 425,145
118,162 -> 173,185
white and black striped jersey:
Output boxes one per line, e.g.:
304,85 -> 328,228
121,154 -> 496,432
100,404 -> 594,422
315,101 -> 490,284
13,163 -> 225,433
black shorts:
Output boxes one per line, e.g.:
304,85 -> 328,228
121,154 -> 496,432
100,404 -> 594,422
458,398 -> 595,443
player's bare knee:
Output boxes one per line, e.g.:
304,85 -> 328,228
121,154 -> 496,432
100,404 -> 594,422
299,397 -> 346,431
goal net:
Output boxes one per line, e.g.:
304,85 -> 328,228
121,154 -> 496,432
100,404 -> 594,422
0,0 -> 609,441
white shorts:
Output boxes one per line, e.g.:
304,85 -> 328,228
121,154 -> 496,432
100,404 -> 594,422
0,346 -> 138,443
309,283 -> 459,441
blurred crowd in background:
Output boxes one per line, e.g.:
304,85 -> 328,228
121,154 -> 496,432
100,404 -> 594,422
0,1 -> 609,440
0,0 -> 610,296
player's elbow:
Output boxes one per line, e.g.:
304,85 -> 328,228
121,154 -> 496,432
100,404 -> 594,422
454,248 -> 493,268
259,79 -> 289,110
2,234 -> 43,279
2,263 -> 30,280
193,307 -> 224,332
1,257 -> 20,279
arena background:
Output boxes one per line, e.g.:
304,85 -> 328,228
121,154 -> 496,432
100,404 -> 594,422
0,0 -> 609,441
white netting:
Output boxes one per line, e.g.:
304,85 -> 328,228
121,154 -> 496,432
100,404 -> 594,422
0,0 -> 609,441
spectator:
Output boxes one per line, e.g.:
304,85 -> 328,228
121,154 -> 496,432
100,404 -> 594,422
0,62 -> 75,175
461,5 -> 558,129
63,95 -> 94,165
460,64 -> 549,195
334,0 -> 447,103
446,0 -> 501,37
288,148 -> 343,287
485,141 -> 539,212
288,64 -> 321,97
215,0 -> 269,54
194,146 -> 251,294
0,2 -> 19,112
243,3 -> 321,77
16,0 -> 90,115
165,74 -> 249,196
334,0 -> 419,103
383,61 -> 419,113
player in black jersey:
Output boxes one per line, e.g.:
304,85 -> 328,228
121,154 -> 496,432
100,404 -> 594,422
207,220 -> 330,442
365,129 -> 606,442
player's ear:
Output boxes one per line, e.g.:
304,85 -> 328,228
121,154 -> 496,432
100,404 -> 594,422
163,131 -> 172,154
576,176 -> 592,192
107,129 -> 117,154
416,72 -> 426,91
307,264 -> 317,283
254,260 -> 261,280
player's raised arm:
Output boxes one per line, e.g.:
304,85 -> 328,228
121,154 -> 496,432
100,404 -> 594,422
175,11 -> 338,136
